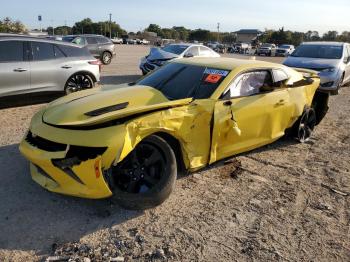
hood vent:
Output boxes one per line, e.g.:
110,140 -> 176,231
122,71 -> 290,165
84,102 -> 129,117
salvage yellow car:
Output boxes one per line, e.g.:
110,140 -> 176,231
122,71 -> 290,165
20,58 -> 329,209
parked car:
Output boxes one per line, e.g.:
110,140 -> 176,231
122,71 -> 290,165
137,39 -> 150,45
20,58 -> 329,209
127,39 -> 137,45
111,37 -> 123,44
283,42 -> 350,95
62,34 -> 115,65
276,44 -> 295,57
45,35 -> 63,41
0,36 -> 101,98
139,43 -> 220,75
213,44 -> 226,54
228,43 -> 251,54
257,43 -> 277,56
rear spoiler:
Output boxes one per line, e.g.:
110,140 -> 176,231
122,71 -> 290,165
292,67 -> 320,79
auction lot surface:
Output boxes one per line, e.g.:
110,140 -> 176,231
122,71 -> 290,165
0,45 -> 349,261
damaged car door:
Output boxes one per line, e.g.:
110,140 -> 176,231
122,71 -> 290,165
210,69 -> 293,163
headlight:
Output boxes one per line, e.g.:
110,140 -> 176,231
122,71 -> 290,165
321,67 -> 336,73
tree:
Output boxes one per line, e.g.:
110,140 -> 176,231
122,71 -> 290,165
172,26 -> 190,41
70,18 -> 126,37
189,29 -> 212,42
0,17 -> 26,33
323,31 -> 338,41
338,31 -> 350,43
145,24 -> 162,36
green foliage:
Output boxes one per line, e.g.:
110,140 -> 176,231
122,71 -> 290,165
69,18 -> 126,37
0,17 -> 27,33
260,28 -> 350,46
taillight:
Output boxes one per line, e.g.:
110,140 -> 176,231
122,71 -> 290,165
88,60 -> 102,72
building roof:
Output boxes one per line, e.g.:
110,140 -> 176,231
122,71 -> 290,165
235,29 -> 262,35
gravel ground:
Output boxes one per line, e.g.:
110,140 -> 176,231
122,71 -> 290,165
0,45 -> 349,261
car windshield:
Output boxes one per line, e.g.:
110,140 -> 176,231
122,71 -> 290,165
162,45 -> 188,55
291,45 -> 343,59
279,45 -> 291,49
137,63 -> 230,100
262,44 -> 273,48
62,36 -> 76,42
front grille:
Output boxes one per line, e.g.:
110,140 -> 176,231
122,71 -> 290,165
25,131 -> 67,152
277,50 -> 286,53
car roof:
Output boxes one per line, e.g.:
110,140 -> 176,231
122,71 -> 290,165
301,41 -> 345,46
64,34 -> 106,37
0,35 -> 82,48
167,43 -> 202,47
173,57 -> 281,71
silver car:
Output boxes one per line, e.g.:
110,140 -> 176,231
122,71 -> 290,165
283,42 -> 350,94
0,36 -> 101,98
276,44 -> 295,57
139,43 -> 220,75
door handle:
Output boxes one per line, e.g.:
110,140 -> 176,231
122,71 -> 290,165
13,68 -> 27,72
61,65 -> 72,69
275,99 -> 285,106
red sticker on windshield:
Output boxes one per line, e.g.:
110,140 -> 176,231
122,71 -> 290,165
205,74 -> 222,83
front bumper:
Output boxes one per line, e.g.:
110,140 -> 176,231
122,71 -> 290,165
139,58 -> 160,74
257,49 -> 271,55
318,70 -> 342,92
19,109 -> 126,199
275,50 -> 288,56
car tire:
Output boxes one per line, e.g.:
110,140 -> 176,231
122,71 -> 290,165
108,135 -> 177,210
293,108 -> 317,143
101,51 -> 112,65
64,73 -> 94,95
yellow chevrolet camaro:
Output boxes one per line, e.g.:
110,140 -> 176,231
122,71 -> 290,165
20,58 -> 329,209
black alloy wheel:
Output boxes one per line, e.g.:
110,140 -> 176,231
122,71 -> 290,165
65,74 -> 93,94
296,108 -> 317,143
108,135 -> 177,210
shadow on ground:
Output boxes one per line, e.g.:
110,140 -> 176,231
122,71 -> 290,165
0,144 -> 142,255
0,92 -> 63,109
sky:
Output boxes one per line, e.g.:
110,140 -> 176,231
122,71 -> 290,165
1,0 -> 349,34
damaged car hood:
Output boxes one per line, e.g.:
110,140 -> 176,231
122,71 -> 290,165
43,84 -> 192,127
147,47 -> 179,61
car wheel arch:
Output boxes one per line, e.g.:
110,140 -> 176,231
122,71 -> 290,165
101,50 -> 112,58
116,131 -> 188,175
66,71 -> 97,83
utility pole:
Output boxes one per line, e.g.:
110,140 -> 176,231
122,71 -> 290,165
217,22 -> 220,42
109,13 -> 112,39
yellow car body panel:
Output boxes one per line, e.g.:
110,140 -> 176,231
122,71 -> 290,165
19,58 -> 320,199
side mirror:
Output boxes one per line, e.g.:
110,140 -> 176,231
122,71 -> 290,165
184,53 -> 194,58
344,57 -> 350,64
